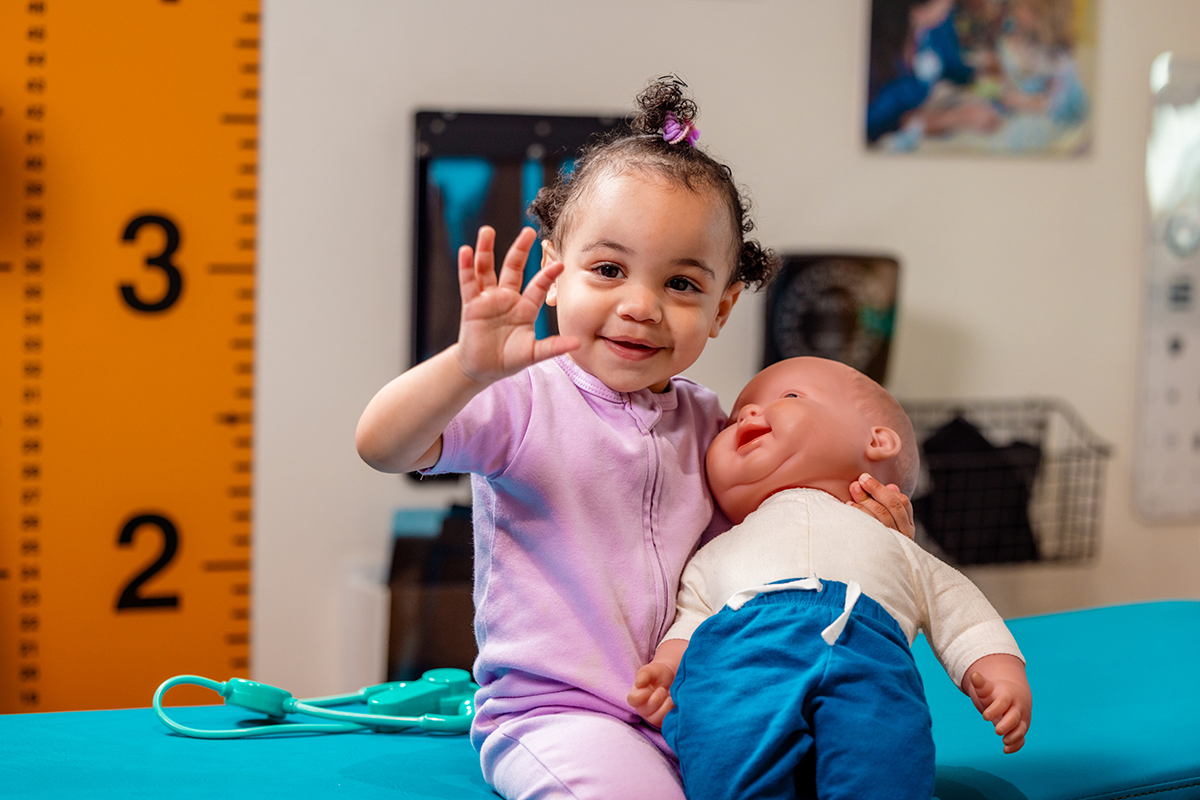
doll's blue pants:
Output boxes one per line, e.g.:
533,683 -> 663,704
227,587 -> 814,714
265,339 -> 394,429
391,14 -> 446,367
662,579 -> 935,800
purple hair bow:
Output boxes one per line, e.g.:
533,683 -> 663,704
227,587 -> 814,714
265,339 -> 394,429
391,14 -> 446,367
662,111 -> 700,146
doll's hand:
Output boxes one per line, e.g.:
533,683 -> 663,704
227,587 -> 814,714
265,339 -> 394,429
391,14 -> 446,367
968,670 -> 1032,754
455,226 -> 579,385
627,662 -> 676,728
847,474 -> 915,539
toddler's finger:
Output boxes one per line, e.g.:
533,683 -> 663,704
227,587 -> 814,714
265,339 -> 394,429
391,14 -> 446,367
858,474 -> 913,532
458,245 -> 481,304
520,260 -> 563,310
498,227 -> 538,291
846,485 -> 887,526
531,334 -> 580,364
474,226 -> 497,286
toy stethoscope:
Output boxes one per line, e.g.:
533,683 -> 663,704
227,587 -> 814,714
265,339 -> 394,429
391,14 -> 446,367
153,667 -> 478,738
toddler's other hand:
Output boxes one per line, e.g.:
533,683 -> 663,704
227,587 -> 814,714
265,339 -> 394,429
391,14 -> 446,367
848,474 -> 915,539
456,226 -> 579,385
627,662 -> 676,728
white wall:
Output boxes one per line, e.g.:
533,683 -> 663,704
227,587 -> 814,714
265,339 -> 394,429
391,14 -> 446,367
256,0 -> 1200,695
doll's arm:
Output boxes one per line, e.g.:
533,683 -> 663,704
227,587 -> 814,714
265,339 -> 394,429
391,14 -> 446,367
961,653 -> 1032,754
847,474 -> 916,539
356,226 -> 578,473
627,639 -> 689,728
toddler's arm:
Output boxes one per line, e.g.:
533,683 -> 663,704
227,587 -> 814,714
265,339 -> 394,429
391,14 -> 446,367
356,226 -> 579,473
962,653 -> 1032,754
627,638 -> 688,728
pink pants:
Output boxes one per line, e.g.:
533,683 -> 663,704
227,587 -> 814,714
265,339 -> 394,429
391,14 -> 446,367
477,708 -> 685,800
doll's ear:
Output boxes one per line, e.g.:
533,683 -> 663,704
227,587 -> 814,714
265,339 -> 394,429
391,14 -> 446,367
866,426 -> 902,463
542,242 -> 560,307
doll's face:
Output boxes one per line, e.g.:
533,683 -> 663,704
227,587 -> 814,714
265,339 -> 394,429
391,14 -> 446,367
706,358 -> 892,524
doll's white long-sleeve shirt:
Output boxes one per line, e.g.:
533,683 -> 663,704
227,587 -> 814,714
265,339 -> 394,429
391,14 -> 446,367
663,488 -> 1023,687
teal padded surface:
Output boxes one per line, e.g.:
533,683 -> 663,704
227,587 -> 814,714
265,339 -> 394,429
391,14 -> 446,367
0,704 -> 495,798
918,600 -> 1200,800
1,601 -> 1197,798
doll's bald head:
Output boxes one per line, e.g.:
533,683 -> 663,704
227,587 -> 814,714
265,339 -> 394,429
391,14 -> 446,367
706,357 -> 918,524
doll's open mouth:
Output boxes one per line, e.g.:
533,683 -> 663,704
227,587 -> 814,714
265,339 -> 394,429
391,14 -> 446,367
736,424 -> 770,449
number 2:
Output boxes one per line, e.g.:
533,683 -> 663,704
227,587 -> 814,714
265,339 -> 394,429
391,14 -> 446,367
115,513 -> 180,611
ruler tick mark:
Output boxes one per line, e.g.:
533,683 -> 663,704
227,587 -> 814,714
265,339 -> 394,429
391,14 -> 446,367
202,559 -> 249,572
208,263 -> 253,275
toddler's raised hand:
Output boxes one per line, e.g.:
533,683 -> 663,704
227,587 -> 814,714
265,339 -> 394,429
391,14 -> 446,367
627,662 -> 676,728
456,226 -> 579,385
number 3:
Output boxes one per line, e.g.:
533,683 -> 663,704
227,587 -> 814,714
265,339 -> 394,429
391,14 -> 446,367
120,214 -> 183,312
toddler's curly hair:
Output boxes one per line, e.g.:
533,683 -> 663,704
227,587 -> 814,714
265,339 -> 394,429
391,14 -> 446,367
528,77 -> 780,290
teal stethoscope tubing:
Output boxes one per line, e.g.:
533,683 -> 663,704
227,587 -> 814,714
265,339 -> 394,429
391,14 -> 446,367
153,675 -> 473,739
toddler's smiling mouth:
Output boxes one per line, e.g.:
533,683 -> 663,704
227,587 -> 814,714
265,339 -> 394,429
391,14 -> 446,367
601,336 -> 663,357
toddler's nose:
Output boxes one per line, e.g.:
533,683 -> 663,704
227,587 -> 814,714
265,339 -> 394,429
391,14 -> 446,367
617,285 -> 662,323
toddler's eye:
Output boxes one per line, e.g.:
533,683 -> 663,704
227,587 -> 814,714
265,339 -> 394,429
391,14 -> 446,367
667,277 -> 699,292
596,263 -> 622,279
784,392 -> 801,398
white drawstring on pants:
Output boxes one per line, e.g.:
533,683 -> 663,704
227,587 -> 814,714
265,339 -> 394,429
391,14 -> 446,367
725,577 -> 862,647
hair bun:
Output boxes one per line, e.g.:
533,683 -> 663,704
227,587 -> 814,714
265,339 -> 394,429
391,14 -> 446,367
630,75 -> 699,136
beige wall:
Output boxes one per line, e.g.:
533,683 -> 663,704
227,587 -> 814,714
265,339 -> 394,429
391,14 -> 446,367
256,0 -> 1200,695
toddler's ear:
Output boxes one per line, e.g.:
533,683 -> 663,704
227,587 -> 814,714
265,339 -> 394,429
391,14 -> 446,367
708,281 -> 744,338
542,242 -> 560,306
866,426 -> 902,463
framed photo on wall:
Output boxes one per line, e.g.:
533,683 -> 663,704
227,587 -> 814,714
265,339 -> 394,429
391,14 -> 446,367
412,111 -> 625,367
865,0 -> 1096,156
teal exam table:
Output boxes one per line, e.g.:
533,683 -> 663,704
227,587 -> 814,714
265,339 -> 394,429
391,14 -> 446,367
1,600 -> 1197,799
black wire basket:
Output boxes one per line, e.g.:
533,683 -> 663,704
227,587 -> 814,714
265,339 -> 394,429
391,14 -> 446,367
900,398 -> 1111,565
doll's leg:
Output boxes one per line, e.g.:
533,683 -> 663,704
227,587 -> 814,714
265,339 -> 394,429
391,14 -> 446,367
808,610 -> 935,800
478,708 -> 685,800
663,600 -> 829,800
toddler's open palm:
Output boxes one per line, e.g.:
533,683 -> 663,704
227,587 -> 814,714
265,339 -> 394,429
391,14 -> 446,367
456,226 -> 579,384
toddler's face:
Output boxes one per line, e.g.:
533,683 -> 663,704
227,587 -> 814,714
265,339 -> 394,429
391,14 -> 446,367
706,358 -> 877,524
545,172 -> 740,394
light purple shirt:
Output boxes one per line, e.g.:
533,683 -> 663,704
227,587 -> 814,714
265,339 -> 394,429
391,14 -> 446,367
429,356 -> 728,737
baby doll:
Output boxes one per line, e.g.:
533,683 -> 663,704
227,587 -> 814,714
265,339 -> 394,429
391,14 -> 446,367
627,357 -> 1032,800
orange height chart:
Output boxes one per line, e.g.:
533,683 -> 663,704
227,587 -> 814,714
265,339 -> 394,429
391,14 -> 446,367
0,0 -> 259,712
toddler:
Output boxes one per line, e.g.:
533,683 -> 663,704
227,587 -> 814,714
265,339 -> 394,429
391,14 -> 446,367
358,80 -> 911,800
629,357 -> 1031,800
